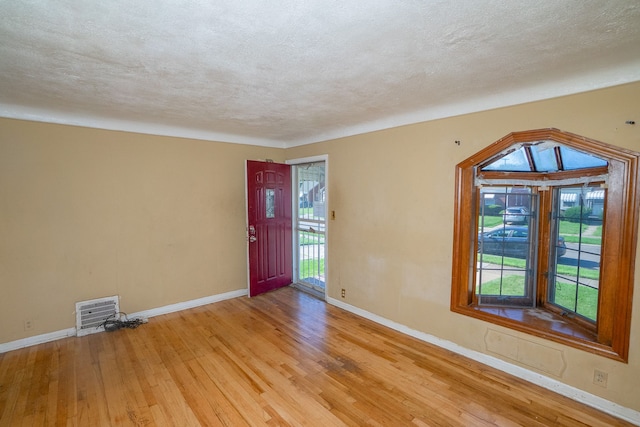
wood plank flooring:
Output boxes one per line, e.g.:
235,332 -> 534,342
0,286 -> 634,426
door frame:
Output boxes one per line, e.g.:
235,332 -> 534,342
287,155 -> 329,299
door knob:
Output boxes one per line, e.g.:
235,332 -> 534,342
248,225 -> 257,242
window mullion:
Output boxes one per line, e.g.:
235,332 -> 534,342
537,188 -> 553,308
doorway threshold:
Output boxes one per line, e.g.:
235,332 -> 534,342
290,283 -> 325,301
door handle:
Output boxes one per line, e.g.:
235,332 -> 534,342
248,225 -> 257,243
249,235 -> 257,243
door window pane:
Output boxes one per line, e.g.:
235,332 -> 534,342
265,189 -> 275,218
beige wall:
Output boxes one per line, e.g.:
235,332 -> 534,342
1,82 -> 639,412
0,120 -> 283,342
286,82 -> 640,411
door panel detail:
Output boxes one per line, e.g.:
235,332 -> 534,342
247,161 -> 292,296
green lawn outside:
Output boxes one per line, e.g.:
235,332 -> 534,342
478,275 -> 526,296
478,275 -> 597,320
562,235 -> 601,245
298,207 -> 324,221
558,221 -> 587,234
479,254 -> 599,280
478,216 -> 504,229
479,215 -> 600,239
299,258 -> 325,280
299,233 -> 325,245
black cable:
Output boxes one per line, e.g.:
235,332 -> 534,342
99,312 -> 145,332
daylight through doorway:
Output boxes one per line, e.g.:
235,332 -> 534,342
294,161 -> 326,295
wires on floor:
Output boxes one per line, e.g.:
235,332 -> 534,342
99,312 -> 146,332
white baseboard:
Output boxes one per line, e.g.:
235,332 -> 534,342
128,289 -> 247,320
0,328 -> 77,354
0,288 -> 247,355
326,296 -> 640,426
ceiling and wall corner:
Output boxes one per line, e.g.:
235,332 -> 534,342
0,0 -> 639,148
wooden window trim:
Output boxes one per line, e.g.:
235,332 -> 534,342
478,167 -> 609,182
451,128 -> 640,362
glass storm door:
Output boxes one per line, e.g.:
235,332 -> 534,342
294,161 -> 326,294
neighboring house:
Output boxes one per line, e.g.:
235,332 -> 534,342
586,189 -> 605,217
560,188 -> 605,216
560,189 -> 581,211
299,179 -> 326,218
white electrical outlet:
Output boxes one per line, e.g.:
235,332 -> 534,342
593,369 -> 608,388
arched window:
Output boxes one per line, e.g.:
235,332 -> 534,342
451,129 -> 640,362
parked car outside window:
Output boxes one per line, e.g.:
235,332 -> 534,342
478,226 -> 566,258
503,207 -> 529,224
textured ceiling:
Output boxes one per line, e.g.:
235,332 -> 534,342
1,1 -> 639,148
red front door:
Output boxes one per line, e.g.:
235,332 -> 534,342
246,160 -> 292,297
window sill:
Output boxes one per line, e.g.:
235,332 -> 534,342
452,304 -> 624,362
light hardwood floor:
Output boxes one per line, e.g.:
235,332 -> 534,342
0,286 -> 634,426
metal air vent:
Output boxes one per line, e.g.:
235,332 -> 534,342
75,296 -> 119,336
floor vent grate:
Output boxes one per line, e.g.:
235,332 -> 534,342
75,296 -> 119,336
